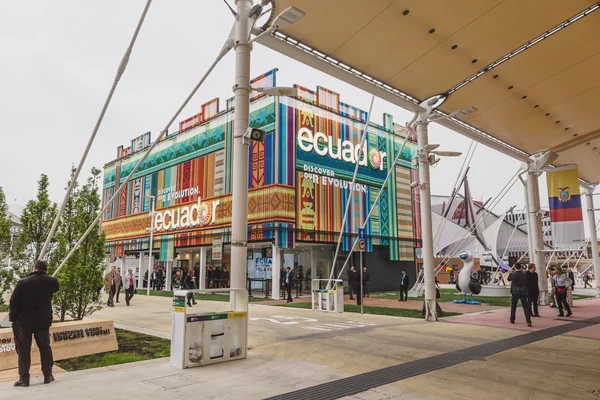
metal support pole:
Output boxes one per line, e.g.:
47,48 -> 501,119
230,0 -> 253,312
525,171 -> 548,304
359,251 -> 364,315
39,0 -> 153,261
7,226 -> 13,269
415,119 -> 437,321
120,256 -> 126,278
146,196 -> 155,296
199,247 -> 207,290
271,245 -> 281,300
584,187 -> 600,297
520,177 -> 535,263
137,251 -> 143,291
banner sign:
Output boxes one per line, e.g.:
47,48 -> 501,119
546,167 -> 585,248
212,237 -> 223,261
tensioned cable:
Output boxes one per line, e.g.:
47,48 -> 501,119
433,172 -> 519,271
39,0 -> 154,261
432,141 -> 476,251
335,124 -> 416,281
433,173 -> 519,275
327,96 -> 375,287
53,38 -> 234,277
431,169 -> 521,275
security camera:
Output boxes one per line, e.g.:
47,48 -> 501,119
409,181 -> 420,189
243,128 -> 266,143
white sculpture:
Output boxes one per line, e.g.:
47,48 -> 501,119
454,251 -> 482,304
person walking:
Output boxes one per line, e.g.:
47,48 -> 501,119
507,264 -> 532,327
362,267 -> 370,298
103,265 -> 121,307
284,267 -> 294,303
583,272 -> 592,288
183,269 -> 197,307
553,268 -> 573,317
568,268 -> 576,291
348,266 -> 356,300
526,264 -> 540,318
548,269 -> 558,307
351,266 -> 362,305
9,260 -> 60,387
399,269 -> 410,302
151,267 -> 159,291
279,267 -> 286,300
123,268 -> 136,306
115,269 -> 122,303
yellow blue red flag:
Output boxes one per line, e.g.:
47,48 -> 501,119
546,167 -> 585,247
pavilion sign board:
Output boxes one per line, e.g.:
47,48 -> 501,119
212,237 -> 223,261
0,319 -> 118,371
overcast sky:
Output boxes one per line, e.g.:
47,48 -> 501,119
0,1 -> 594,235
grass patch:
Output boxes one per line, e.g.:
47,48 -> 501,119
0,304 -> 7,313
56,328 -> 170,371
134,289 -> 270,302
372,289 -> 594,307
276,301 -> 461,318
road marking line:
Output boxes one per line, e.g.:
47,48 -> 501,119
249,317 -> 298,325
323,324 -> 354,329
270,316 -> 319,322
342,321 -> 377,326
301,326 -> 331,331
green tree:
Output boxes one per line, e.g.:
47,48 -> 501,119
0,186 -> 13,306
49,168 -> 79,321
13,174 -> 57,278
51,168 -> 106,321
0,187 -> 11,261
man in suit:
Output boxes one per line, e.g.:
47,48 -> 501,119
123,268 -> 136,306
568,268 -> 576,291
526,264 -> 540,318
9,260 -> 60,387
115,269 -> 122,303
207,266 -> 214,289
103,265 -> 121,307
508,264 -> 532,327
362,267 -> 370,298
348,266 -> 356,300
284,267 -> 294,303
399,269 -> 410,302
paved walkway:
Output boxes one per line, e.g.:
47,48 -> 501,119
0,296 -> 598,399
262,294 -> 506,314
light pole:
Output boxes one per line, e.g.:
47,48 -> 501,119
412,96 -> 466,321
584,187 -> 600,297
229,0 -> 304,311
144,195 -> 156,296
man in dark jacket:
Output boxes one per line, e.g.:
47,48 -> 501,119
9,260 -> 60,387
526,264 -> 540,318
568,268 -> 575,291
348,266 -> 356,300
351,267 -> 362,305
183,269 -> 197,307
399,269 -> 410,302
284,267 -> 294,303
507,264 -> 532,327
362,267 -> 370,298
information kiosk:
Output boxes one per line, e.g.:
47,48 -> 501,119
170,288 -> 248,369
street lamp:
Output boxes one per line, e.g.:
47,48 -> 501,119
144,195 -> 156,296
411,96 -> 473,321
229,0 -> 304,312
